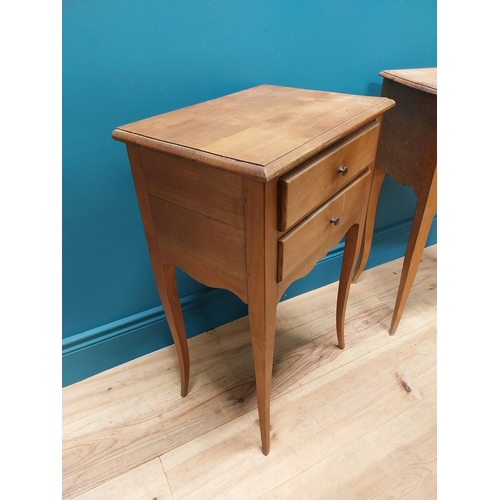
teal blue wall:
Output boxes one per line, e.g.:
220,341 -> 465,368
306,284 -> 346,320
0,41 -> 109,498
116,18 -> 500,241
63,0 -> 437,386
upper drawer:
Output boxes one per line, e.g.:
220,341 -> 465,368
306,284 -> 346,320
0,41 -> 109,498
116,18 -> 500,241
278,120 -> 380,231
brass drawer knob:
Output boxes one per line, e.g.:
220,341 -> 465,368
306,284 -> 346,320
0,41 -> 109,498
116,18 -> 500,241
330,217 -> 340,226
337,166 -> 349,176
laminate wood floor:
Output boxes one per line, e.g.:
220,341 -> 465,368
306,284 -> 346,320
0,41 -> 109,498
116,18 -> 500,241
62,245 -> 437,500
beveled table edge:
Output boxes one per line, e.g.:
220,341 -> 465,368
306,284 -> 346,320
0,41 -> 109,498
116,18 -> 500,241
112,96 -> 395,182
379,68 -> 437,95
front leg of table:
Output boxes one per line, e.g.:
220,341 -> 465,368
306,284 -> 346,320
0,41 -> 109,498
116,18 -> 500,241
390,168 -> 437,333
126,144 -> 191,396
244,177 -> 279,455
355,163 -> 436,334
162,263 -> 191,396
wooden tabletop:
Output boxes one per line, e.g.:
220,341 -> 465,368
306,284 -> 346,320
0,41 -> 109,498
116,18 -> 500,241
112,84 -> 394,180
379,68 -> 437,95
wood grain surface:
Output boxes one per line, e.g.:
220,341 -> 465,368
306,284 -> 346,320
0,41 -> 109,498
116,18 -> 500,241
63,245 -> 437,500
112,85 -> 394,180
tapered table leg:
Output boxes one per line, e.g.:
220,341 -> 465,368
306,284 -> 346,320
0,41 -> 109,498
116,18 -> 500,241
353,167 -> 386,283
337,223 -> 363,349
248,295 -> 277,456
126,144 -> 190,397
244,177 -> 279,455
390,168 -> 437,333
162,264 -> 190,396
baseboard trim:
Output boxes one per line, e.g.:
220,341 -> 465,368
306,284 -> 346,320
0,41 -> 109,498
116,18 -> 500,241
62,216 -> 437,386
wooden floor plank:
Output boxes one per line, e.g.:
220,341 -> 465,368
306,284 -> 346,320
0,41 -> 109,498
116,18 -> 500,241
62,245 -> 437,500
71,458 -> 174,500
160,324 -> 436,499
259,395 -> 436,500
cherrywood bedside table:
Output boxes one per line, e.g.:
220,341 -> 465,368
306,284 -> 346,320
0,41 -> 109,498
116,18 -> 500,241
112,84 -> 394,455
353,68 -> 437,334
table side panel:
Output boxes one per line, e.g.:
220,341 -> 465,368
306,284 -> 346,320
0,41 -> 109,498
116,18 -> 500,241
279,120 -> 380,231
376,79 -> 437,194
149,196 -> 248,302
139,147 -> 245,229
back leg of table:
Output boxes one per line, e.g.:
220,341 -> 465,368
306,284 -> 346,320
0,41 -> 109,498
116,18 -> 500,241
390,170 -> 437,334
353,167 -> 386,283
336,223 -> 362,349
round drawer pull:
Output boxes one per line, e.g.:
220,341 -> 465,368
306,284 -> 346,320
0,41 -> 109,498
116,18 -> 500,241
337,166 -> 349,176
330,217 -> 340,226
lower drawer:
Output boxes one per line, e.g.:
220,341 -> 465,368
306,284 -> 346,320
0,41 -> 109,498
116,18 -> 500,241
277,168 -> 372,284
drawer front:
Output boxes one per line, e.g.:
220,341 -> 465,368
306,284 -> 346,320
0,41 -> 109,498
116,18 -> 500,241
278,169 -> 372,284
278,120 -> 379,231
